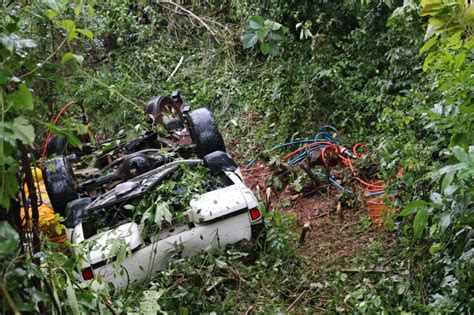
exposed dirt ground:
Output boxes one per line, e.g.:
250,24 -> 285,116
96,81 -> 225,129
243,165 -> 337,223
243,165 -> 394,269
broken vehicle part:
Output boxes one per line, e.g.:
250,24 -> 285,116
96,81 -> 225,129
78,153 -> 170,192
146,95 -> 184,126
72,171 -> 260,289
86,159 -> 203,211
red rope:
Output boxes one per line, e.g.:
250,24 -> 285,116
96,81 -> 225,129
283,142 -> 336,161
240,165 -> 266,173
41,101 -> 77,163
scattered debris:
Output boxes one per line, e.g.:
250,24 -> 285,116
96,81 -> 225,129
299,221 -> 311,245
242,125 -> 401,233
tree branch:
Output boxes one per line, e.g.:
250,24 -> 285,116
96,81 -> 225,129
0,275 -> 20,315
156,0 -> 220,43
19,37 -> 67,79
340,268 -> 400,274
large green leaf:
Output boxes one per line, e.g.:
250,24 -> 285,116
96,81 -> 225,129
449,133 -> 468,150
139,290 -> 164,314
413,208 -> 429,238
441,172 -> 455,195
9,84 -> 33,111
13,116 -> 35,146
66,132 -> 82,148
0,34 -> 36,53
65,277 -> 80,315
265,42 -> 280,55
439,212 -> 451,233
58,20 -> 77,42
248,16 -> 264,30
256,29 -> 268,42
453,51 -> 466,70
268,30 -> 286,41
399,199 -> 428,216
420,36 -> 438,54
61,52 -> 75,64
264,20 -> 282,31
62,52 -> 84,65
73,54 -> 84,65
452,146 -> 469,162
260,42 -> 268,55
433,163 -> 466,177
215,258 -> 228,269
0,155 -> 19,209
0,221 -> 19,257
420,0 -> 444,16
154,202 -> 172,228
241,34 -> 258,49
40,0 -> 67,13
77,28 -> 93,40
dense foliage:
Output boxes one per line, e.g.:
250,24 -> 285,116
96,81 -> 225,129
0,0 -> 472,313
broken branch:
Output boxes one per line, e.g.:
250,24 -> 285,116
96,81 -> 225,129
340,268 -> 399,274
166,56 -> 184,82
299,222 -> 311,245
286,289 -> 309,311
157,0 -> 220,42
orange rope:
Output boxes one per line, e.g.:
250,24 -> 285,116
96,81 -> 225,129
240,165 -> 266,173
242,139 -> 389,193
321,145 -> 332,165
321,144 -> 387,191
41,101 -> 77,163
282,142 -> 336,161
353,142 -> 369,158
356,177 -> 386,189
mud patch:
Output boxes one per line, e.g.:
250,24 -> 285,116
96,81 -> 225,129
244,165 -> 338,224
244,165 -> 392,268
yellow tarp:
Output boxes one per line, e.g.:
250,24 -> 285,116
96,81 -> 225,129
20,168 -> 66,244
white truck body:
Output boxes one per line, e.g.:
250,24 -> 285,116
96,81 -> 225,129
70,172 -> 261,289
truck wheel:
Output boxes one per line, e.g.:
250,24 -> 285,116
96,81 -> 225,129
65,197 -> 91,228
203,151 -> 237,176
146,96 -> 184,126
42,156 -> 78,217
46,134 -> 67,156
186,108 -> 225,158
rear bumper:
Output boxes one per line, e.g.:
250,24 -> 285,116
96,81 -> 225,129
251,221 -> 264,239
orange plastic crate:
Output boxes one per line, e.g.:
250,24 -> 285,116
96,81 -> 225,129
367,194 -> 395,226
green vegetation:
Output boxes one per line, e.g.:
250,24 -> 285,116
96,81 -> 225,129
128,164 -> 213,231
1,0 -> 473,313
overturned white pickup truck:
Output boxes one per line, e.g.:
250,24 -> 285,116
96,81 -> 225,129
69,164 -> 261,289
42,98 -> 263,289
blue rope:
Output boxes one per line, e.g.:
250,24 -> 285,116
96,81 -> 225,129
244,125 -> 361,193
366,191 -> 386,197
320,125 -> 338,133
313,171 -> 353,194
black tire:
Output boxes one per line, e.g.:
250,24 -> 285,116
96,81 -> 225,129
42,156 -> 78,217
46,134 -> 67,157
186,108 -> 225,158
65,197 -> 91,228
203,151 -> 237,176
